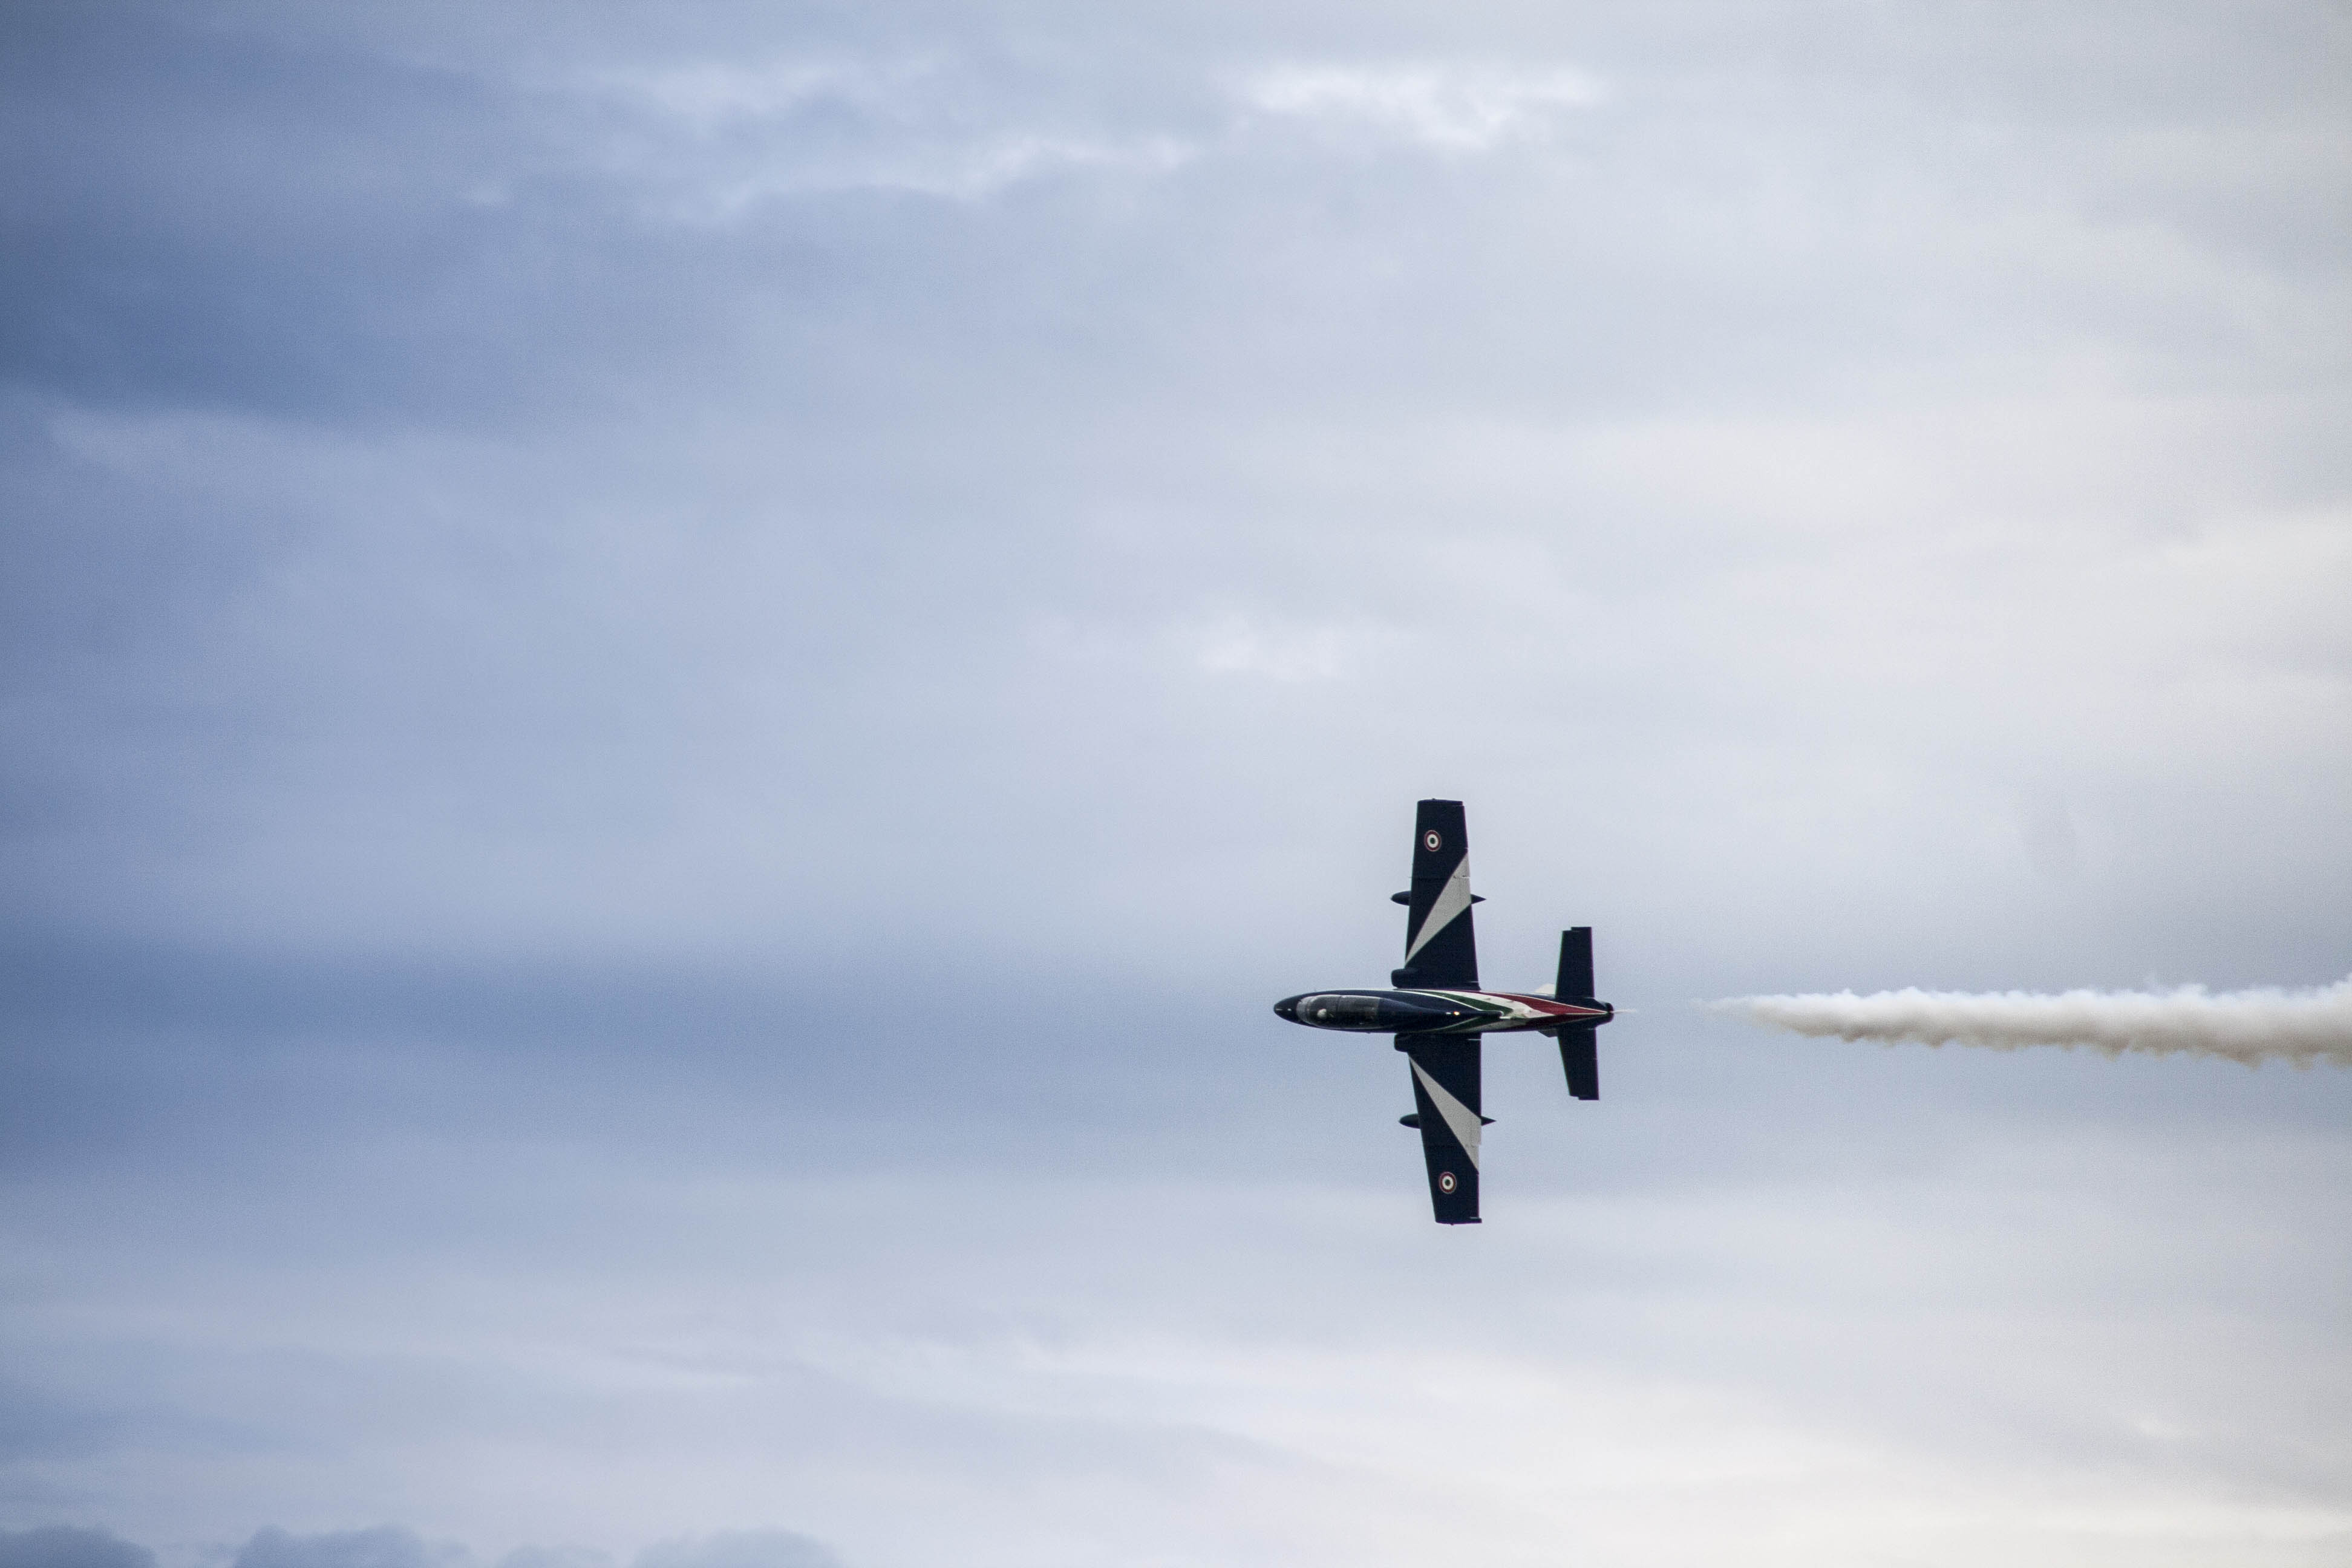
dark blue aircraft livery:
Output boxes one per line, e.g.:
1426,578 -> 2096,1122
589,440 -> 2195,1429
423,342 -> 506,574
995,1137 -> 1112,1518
1273,800 -> 1613,1224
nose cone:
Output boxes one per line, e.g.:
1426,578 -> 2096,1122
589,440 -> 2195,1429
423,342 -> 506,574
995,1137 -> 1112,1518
1273,995 -> 1302,1022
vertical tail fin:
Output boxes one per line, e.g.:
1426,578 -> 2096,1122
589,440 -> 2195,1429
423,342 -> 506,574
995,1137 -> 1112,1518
1555,926 -> 1594,1002
1555,927 -> 1599,1101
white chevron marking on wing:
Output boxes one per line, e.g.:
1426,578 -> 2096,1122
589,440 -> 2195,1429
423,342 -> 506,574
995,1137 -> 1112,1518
1404,855 -> 1474,965
1410,1059 -> 1483,1171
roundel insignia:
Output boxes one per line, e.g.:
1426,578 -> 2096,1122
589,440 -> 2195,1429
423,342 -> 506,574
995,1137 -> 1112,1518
1423,830 -> 1442,851
1437,1171 -> 1457,1194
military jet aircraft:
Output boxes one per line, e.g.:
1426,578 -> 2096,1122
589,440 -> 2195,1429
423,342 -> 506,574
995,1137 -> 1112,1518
1272,799 -> 1612,1224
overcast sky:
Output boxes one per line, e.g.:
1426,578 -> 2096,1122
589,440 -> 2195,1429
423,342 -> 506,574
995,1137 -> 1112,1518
4,2 -> 2350,1565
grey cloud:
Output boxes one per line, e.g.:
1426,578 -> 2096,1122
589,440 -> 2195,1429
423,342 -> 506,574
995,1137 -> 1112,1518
228,1531 -> 784,1568
4,1103 -> 2347,1563
0,1533 -> 834,1568
632,1535 -> 837,1568
1,13 -> 506,417
233,1530 -> 464,1568
12,3 -> 2339,440
0,1530 -> 153,1568
0,10 -> 774,426
491,1550 -> 610,1568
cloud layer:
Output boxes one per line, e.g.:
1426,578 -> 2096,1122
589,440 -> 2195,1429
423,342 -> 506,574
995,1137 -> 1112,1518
0,1529 -> 836,1568
4,3 -> 2351,1566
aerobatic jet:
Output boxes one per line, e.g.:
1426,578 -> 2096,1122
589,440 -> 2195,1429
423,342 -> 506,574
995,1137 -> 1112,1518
1272,799 -> 1613,1224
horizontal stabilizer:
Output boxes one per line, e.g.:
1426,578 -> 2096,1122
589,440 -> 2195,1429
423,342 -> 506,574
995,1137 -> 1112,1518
1558,1025 -> 1599,1100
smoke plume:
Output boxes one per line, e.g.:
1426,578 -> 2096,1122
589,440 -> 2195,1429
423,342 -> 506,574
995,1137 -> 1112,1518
1714,977 -> 2352,1067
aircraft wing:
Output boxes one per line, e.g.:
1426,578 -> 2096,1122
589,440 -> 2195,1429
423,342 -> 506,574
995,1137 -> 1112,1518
1400,1032 -> 1483,1224
1393,799 -> 1479,990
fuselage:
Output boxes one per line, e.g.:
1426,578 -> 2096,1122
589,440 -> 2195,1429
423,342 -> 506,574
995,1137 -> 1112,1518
1273,988 -> 1613,1036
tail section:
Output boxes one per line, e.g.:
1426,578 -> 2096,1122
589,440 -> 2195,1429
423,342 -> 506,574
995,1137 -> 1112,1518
1557,1027 -> 1599,1100
1555,925 -> 1595,1002
1554,926 -> 1601,1101
1393,800 -> 1479,990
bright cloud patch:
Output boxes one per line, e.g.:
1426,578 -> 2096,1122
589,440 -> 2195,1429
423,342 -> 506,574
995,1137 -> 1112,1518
566,57 -> 1195,209
1241,63 -> 1602,150
1189,613 -> 1368,682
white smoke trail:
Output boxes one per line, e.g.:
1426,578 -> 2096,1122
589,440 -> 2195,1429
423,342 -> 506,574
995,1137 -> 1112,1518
1713,977 -> 2352,1067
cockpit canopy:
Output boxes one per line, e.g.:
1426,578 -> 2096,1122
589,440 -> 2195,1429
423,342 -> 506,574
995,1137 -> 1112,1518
1298,993 -> 1391,1027
1285,991 -> 1468,1031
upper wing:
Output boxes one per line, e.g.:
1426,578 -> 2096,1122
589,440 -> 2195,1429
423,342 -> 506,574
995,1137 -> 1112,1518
1401,1033 -> 1483,1224
1393,799 -> 1478,990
